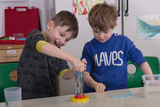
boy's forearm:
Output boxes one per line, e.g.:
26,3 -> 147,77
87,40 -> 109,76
140,62 -> 153,75
140,62 -> 155,80
83,72 -> 97,89
41,43 -> 75,62
41,43 -> 86,72
63,69 -> 74,80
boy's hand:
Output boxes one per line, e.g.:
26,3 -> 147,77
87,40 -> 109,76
81,58 -> 87,71
95,83 -> 106,93
71,57 -> 86,72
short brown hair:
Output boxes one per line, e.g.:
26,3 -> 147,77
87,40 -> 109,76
88,2 -> 118,31
51,10 -> 78,39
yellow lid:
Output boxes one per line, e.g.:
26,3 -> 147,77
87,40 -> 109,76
71,95 -> 89,102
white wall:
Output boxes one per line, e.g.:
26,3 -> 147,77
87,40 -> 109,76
123,0 -> 160,61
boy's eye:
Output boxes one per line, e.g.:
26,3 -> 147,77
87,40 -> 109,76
104,31 -> 108,34
66,38 -> 71,42
60,33 -> 63,36
94,30 -> 99,33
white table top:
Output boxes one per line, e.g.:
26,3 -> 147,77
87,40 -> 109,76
0,87 -> 159,107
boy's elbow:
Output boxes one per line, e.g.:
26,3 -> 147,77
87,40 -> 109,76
62,71 -> 74,80
63,75 -> 72,80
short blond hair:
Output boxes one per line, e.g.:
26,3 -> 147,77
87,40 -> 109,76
88,2 -> 118,31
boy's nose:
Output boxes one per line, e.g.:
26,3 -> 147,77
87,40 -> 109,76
60,39 -> 66,46
99,33 -> 104,37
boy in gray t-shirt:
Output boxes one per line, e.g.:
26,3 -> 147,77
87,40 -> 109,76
18,10 -> 87,100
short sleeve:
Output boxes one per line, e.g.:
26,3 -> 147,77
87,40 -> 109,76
25,30 -> 46,51
57,59 -> 69,75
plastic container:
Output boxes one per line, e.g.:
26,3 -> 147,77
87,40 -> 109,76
142,74 -> 160,98
74,71 -> 84,99
4,87 -> 22,107
70,71 -> 89,102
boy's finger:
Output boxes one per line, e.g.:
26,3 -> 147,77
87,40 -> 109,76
100,84 -> 105,92
84,64 -> 87,71
102,85 -> 106,92
75,66 -> 81,72
97,83 -> 105,92
95,83 -> 100,92
98,83 -> 104,93
81,65 -> 85,72
82,58 -> 87,64
99,85 -> 102,92
82,58 -> 86,61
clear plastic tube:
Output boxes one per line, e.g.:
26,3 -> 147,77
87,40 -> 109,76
74,71 -> 84,99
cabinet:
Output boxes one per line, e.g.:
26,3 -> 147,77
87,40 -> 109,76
0,44 -> 24,102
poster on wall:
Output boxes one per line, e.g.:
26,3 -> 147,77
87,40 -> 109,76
137,15 -> 160,39
73,0 -> 103,15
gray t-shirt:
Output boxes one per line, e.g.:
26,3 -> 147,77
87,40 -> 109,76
17,30 -> 69,100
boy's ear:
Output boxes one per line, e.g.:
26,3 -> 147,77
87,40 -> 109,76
47,20 -> 54,30
113,23 -> 118,30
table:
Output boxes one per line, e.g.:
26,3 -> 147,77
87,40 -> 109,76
0,87 -> 159,107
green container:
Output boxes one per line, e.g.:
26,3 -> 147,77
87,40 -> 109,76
127,56 -> 160,88
0,62 -> 18,102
